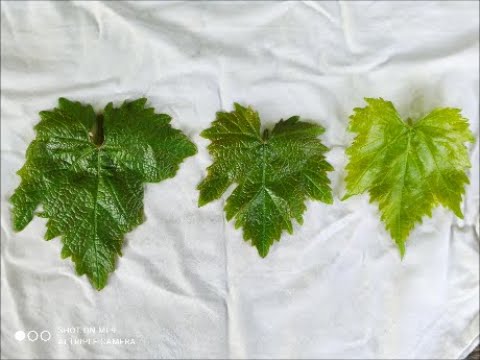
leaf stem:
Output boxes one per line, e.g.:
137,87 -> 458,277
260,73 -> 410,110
91,114 -> 105,146
262,129 -> 270,141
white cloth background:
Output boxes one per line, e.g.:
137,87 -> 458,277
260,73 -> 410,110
1,1 -> 478,359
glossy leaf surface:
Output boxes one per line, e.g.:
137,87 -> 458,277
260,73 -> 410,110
199,103 -> 333,257
344,98 -> 474,256
11,98 -> 197,289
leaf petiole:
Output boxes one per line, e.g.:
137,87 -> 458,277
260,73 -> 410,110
90,114 -> 105,147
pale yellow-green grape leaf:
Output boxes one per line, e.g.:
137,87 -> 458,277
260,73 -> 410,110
344,98 -> 474,256
10,98 -> 197,290
198,103 -> 333,257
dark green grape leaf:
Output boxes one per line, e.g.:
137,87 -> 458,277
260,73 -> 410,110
11,98 -> 197,290
344,98 -> 474,256
198,103 -> 333,257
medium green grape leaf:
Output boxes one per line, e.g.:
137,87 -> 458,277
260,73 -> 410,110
344,98 -> 474,256
198,103 -> 333,257
11,98 -> 197,290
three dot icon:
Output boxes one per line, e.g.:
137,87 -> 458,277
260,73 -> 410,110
15,330 -> 51,342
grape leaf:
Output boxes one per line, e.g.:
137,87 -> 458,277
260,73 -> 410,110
11,98 -> 197,290
344,98 -> 474,256
198,103 -> 333,257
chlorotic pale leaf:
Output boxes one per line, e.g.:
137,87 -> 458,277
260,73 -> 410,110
198,103 -> 334,257
11,98 -> 197,290
344,98 -> 474,257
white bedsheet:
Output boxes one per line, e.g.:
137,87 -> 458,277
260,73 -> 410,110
1,1 -> 478,359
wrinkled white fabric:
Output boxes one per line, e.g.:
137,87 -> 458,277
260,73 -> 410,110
1,1 -> 478,359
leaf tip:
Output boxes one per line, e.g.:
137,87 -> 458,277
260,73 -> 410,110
91,278 -> 107,291
11,211 -> 30,232
12,222 -> 24,233
58,96 -> 68,104
197,197 -> 207,208
257,247 -> 269,258
396,240 -> 406,259
132,97 -> 148,106
323,194 -> 334,205
199,128 -> 210,139
233,102 -> 244,110
189,141 -> 198,155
